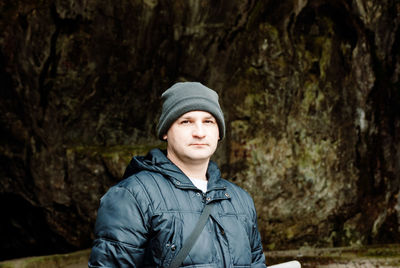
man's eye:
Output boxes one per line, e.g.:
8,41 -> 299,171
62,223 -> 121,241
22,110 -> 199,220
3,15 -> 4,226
204,120 -> 215,124
180,120 -> 190,124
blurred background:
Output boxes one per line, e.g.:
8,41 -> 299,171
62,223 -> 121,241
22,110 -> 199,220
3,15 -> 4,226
0,0 -> 399,264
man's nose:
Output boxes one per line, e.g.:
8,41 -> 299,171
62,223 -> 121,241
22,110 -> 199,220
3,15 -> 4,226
192,122 -> 206,138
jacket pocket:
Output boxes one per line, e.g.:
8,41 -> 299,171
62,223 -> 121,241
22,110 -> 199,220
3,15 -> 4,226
148,214 -> 183,267
162,215 -> 184,266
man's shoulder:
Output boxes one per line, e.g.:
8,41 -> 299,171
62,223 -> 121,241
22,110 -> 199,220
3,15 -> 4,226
217,178 -> 257,216
219,178 -> 253,200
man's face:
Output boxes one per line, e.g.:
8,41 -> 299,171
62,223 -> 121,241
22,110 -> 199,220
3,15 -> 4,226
163,111 -> 220,164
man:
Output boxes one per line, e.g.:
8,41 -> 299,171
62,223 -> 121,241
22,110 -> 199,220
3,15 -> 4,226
88,82 -> 267,267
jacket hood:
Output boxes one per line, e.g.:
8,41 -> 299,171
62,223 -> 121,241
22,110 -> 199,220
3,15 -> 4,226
122,148 -> 224,190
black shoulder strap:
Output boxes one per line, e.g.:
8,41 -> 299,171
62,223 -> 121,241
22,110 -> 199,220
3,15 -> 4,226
168,203 -> 213,268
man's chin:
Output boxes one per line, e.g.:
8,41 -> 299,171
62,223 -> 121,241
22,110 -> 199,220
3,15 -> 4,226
185,150 -> 213,161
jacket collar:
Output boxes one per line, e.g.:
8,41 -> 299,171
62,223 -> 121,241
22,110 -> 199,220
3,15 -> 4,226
148,149 -> 227,193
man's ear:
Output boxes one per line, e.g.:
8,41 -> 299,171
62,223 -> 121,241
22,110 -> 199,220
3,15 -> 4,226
163,134 -> 168,140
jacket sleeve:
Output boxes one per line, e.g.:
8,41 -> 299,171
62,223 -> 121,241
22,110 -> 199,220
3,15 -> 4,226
88,185 -> 150,267
250,203 -> 267,267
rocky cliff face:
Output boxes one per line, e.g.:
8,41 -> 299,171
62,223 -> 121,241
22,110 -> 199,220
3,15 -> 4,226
1,0 -> 399,260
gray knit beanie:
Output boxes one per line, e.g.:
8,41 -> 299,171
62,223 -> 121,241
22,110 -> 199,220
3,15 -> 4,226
157,82 -> 225,141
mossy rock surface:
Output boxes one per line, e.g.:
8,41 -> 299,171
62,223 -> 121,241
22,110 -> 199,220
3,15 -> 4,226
0,249 -> 90,268
1,0 -> 399,260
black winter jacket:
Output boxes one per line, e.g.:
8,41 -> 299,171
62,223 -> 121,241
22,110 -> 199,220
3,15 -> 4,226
88,149 -> 266,267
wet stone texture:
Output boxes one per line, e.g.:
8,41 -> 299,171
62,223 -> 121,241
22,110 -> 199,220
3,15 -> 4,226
0,0 -> 399,260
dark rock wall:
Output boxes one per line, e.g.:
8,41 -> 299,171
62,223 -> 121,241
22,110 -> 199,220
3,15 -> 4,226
0,0 -> 399,260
